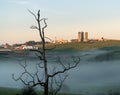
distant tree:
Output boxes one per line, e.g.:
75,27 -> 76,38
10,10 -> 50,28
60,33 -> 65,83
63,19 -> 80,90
12,10 -> 80,95
13,44 -> 23,47
25,41 -> 36,46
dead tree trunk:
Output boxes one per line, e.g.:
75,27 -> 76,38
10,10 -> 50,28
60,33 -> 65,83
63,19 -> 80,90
12,10 -> 80,95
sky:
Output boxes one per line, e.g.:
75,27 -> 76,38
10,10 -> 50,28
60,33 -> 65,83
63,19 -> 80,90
0,0 -> 120,44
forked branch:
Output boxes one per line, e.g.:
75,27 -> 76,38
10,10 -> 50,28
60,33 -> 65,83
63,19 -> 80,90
48,57 -> 80,78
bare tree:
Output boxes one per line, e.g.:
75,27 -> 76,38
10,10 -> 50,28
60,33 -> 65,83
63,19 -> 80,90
12,10 -> 80,95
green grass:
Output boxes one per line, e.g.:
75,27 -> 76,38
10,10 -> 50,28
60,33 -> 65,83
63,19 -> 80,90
1,86 -> 120,95
0,87 -> 78,95
47,40 -> 120,51
0,87 -> 21,95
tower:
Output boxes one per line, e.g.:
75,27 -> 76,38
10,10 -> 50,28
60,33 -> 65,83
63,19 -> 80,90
78,32 -> 81,42
81,32 -> 84,42
84,32 -> 88,42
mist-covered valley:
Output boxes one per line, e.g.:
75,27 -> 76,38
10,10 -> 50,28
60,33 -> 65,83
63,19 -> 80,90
0,46 -> 120,95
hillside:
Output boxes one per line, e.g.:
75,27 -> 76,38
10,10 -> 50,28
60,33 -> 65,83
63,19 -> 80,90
46,40 -> 120,51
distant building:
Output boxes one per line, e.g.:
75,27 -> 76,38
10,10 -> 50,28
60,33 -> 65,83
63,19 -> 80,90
71,31 -> 89,43
84,32 -> 88,42
81,32 -> 84,42
78,32 -> 81,42
23,45 -> 38,50
54,39 -> 68,44
78,32 -> 88,42
14,45 -> 38,50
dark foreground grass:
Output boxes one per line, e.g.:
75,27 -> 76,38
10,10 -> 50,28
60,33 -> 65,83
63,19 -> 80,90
0,87 -> 78,95
0,87 -> 21,95
1,87 -> 120,95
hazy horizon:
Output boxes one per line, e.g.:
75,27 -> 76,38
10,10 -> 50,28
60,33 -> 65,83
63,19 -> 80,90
0,0 -> 120,44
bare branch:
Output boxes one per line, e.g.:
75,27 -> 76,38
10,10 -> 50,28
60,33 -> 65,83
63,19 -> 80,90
42,18 -> 47,34
49,74 -> 68,95
28,10 -> 44,41
41,18 -> 47,42
45,37 -> 54,43
40,18 -> 48,22
30,25 -> 39,30
48,57 -> 80,78
57,57 -> 66,69
54,75 -> 68,95
12,64 -> 45,88
28,9 -> 38,21
12,73 -> 29,86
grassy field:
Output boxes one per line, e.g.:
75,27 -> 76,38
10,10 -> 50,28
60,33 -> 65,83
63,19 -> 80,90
1,86 -> 120,95
47,40 -> 120,51
0,87 -> 21,95
0,87 -> 78,95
